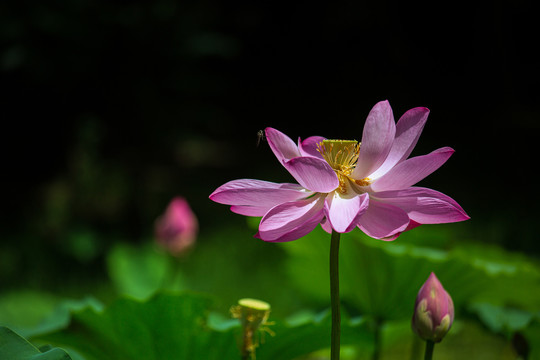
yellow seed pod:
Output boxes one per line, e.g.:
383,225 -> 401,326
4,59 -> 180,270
231,298 -> 273,360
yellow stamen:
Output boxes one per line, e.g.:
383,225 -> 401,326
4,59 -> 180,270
355,177 -> 372,186
317,139 -> 371,193
317,140 -> 359,175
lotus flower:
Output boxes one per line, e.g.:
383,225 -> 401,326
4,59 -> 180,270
154,197 -> 198,255
210,100 -> 469,242
412,272 -> 454,342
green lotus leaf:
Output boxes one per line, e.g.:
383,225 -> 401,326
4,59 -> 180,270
0,326 -> 72,360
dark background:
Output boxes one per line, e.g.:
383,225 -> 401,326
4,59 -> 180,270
1,1 -> 538,290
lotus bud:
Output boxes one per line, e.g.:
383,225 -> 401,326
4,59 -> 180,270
412,272 -> 454,343
154,197 -> 198,256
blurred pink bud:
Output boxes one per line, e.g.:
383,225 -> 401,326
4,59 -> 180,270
155,197 -> 198,256
412,272 -> 454,342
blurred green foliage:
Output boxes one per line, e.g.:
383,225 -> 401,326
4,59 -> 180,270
1,221 -> 539,358
281,227 -> 540,320
0,326 -> 72,360
106,243 -> 176,300
29,292 -> 374,360
38,293 -> 238,360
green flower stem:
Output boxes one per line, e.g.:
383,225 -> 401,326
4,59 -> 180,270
162,255 -> 183,290
424,340 -> 435,360
372,319 -> 382,360
330,230 -> 341,360
241,336 -> 251,360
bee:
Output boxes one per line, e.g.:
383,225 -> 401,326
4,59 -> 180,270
256,129 -> 265,147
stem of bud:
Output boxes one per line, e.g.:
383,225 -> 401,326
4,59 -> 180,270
424,340 -> 435,360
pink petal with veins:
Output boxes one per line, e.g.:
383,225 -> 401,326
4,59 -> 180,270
358,199 -> 409,239
371,147 -> 454,192
210,179 -> 310,216
370,107 -> 430,179
284,156 -> 339,193
255,209 -> 325,242
326,192 -> 369,233
352,100 -> 396,179
374,187 -> 469,224
298,136 -> 326,159
258,195 -> 326,241
266,127 -> 301,164
320,216 -> 333,234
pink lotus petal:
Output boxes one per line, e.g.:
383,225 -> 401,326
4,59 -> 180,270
370,107 -> 430,179
320,216 -> 333,234
352,100 -> 396,179
374,187 -> 470,224
380,233 -> 401,241
284,156 -> 339,193
210,179 -> 310,216
326,192 -> 369,233
258,195 -> 326,241
406,219 -> 422,230
298,136 -> 325,159
383,219 -> 422,240
358,199 -> 409,239
371,147 -> 454,192
256,209 -> 325,242
230,205 -> 268,217
266,127 -> 301,164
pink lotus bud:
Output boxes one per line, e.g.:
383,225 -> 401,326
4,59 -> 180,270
154,197 -> 198,256
412,272 -> 454,342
